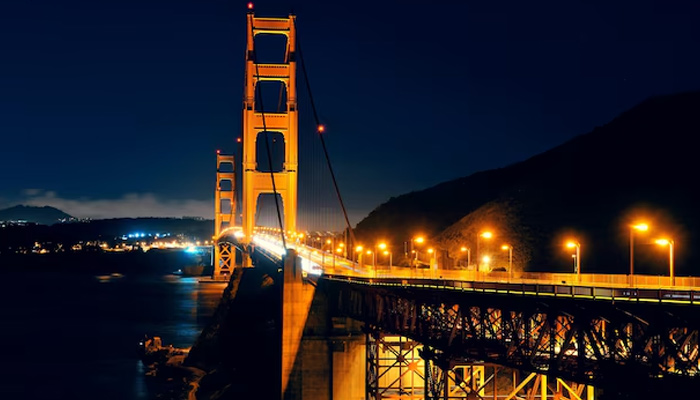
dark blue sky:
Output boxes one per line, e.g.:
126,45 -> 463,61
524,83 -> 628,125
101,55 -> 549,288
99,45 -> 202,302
1,0 -> 699,224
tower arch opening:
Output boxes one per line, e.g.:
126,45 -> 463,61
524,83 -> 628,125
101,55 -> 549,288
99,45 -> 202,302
255,131 -> 285,172
254,193 -> 285,229
255,80 -> 288,113
252,33 -> 289,64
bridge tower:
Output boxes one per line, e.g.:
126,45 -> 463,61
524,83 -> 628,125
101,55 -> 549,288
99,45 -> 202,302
214,152 -> 236,278
241,10 -> 298,243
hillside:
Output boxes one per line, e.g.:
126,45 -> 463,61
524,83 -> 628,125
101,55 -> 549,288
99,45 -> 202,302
0,205 -> 73,225
354,91 -> 700,274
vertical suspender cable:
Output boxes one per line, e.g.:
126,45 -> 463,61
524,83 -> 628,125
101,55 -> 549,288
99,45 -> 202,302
248,13 -> 287,249
293,18 -> 357,249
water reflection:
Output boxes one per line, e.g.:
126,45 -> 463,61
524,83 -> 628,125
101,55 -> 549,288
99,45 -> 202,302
0,270 -> 226,400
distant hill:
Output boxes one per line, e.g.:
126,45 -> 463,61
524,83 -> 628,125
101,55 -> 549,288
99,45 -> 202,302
0,205 -> 73,225
355,91 -> 700,275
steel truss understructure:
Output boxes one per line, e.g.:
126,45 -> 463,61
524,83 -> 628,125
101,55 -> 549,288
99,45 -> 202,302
324,277 -> 700,397
366,331 -> 595,400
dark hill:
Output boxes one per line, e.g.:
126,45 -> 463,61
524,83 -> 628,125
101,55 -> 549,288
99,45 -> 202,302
355,91 -> 700,275
0,205 -> 73,225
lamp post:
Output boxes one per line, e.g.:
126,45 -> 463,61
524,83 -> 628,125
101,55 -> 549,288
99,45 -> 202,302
427,248 -> 435,270
338,242 -> 346,259
477,231 -> 493,272
411,236 -> 425,266
356,245 -> 364,267
655,239 -> 675,286
566,241 -> 581,280
629,223 -> 649,286
377,242 -> 386,266
460,246 -> 471,268
377,242 -> 390,267
383,251 -> 392,267
482,255 -> 491,271
501,244 -> 513,279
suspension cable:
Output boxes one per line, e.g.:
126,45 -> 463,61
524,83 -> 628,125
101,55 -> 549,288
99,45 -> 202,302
248,12 -> 287,249
293,18 -> 357,249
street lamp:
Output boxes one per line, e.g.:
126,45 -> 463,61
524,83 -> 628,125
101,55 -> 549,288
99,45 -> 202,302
476,231 -> 493,271
566,241 -> 581,279
655,239 -> 675,286
482,255 -> 491,271
411,236 -> 425,266
376,242 -> 387,267
460,246 -> 471,268
383,250 -> 392,267
629,223 -> 649,285
427,248 -> 435,269
501,244 -> 513,278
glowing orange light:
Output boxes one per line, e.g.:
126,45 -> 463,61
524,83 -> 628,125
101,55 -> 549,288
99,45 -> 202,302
317,124 -> 326,133
247,2 -> 254,10
480,231 -> 493,239
236,137 -> 242,143
414,236 -> 425,244
632,223 -> 649,232
216,149 -> 221,154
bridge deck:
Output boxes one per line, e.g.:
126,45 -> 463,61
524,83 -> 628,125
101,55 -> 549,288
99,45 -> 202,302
248,232 -> 700,305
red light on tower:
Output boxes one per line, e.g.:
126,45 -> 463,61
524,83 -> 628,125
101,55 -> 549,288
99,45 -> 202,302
236,137 -> 242,143
216,149 -> 221,154
317,124 -> 326,133
247,2 -> 254,10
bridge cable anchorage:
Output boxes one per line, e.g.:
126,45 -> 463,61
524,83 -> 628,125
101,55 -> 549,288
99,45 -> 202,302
293,17 -> 357,248
248,12 -> 287,249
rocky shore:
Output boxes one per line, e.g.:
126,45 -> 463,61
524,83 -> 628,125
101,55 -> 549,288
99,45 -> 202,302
147,254 -> 281,399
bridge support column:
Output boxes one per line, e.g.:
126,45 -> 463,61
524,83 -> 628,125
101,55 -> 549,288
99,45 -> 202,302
214,242 -> 236,279
282,249 -> 303,399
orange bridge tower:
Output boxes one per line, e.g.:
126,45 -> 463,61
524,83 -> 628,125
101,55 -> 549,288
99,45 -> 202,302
213,152 -> 236,278
241,11 -> 298,244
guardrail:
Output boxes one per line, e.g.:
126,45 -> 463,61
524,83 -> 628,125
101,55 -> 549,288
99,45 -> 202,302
323,274 -> 700,305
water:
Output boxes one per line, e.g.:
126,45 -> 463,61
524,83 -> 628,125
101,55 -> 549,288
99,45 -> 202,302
0,269 -> 226,399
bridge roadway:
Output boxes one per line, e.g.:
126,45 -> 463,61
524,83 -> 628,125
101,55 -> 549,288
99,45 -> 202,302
227,231 -> 700,396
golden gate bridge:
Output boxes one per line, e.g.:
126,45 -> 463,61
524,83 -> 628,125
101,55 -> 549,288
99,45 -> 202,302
204,6 -> 700,400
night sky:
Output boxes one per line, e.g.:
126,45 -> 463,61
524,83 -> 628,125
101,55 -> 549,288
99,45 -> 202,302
1,0 -> 699,225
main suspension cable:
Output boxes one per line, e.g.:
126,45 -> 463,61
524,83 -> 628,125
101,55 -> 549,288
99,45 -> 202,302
293,18 -> 357,249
